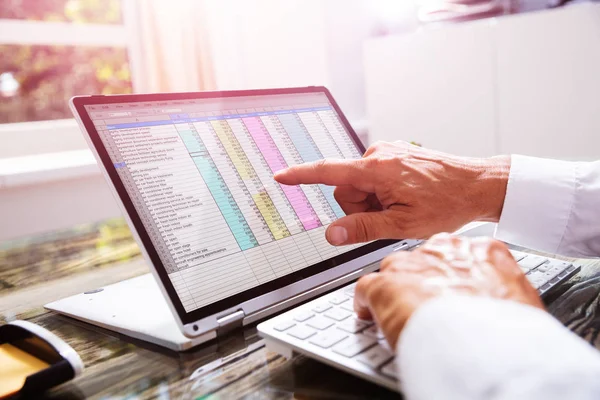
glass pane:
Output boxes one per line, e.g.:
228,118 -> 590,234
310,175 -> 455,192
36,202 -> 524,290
0,0 -> 122,24
0,45 -> 132,123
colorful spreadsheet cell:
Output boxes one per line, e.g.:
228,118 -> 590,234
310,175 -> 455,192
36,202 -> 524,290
212,120 -> 292,241
177,129 -> 259,251
277,113 -> 346,219
242,116 -> 321,231
192,157 -> 258,251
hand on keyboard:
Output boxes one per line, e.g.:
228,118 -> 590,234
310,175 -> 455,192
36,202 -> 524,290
353,233 -> 545,349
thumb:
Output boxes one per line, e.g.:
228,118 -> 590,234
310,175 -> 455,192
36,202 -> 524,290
326,210 -> 400,245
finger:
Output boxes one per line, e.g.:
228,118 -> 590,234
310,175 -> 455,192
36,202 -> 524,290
273,159 -> 365,186
379,251 -> 411,272
334,186 -> 370,214
366,193 -> 384,211
353,273 -> 380,320
325,210 -> 400,245
415,233 -> 454,254
470,237 -> 509,265
426,232 -> 457,245
334,185 -> 369,203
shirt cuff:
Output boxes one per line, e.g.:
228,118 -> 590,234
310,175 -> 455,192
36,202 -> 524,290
495,154 -> 577,254
396,295 -> 600,400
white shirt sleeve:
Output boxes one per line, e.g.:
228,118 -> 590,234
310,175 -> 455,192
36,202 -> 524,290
495,155 -> 600,258
396,296 -> 600,400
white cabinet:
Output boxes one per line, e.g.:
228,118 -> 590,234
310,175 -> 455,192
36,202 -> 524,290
496,4 -> 600,160
365,3 -> 600,160
364,20 -> 496,157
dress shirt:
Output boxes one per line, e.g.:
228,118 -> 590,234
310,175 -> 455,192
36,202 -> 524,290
396,155 -> 600,399
496,155 -> 600,257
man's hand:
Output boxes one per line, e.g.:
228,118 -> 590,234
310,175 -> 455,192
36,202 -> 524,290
274,141 -> 510,245
354,233 -> 545,349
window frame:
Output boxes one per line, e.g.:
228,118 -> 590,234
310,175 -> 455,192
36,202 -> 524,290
0,0 -> 140,158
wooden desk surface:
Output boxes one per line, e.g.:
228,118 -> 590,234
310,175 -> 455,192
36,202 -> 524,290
2,219 -> 600,399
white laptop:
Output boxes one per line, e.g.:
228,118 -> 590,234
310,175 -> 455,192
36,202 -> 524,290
47,87 -> 579,392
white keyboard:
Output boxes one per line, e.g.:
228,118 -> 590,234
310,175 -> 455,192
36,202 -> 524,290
258,282 -> 400,391
258,250 -> 579,392
510,250 -> 579,296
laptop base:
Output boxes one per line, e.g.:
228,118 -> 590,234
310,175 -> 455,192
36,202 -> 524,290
45,274 -> 214,351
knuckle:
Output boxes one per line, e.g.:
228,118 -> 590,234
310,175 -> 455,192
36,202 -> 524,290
482,237 -> 509,253
364,156 -> 380,169
429,232 -> 453,243
489,238 -> 508,250
380,252 -> 407,272
356,273 -> 379,296
364,274 -> 390,302
333,186 -> 343,202
313,159 -> 327,170
370,141 -> 385,151
353,216 -> 371,241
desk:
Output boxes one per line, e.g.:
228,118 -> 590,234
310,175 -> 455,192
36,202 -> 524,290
2,219 -> 600,399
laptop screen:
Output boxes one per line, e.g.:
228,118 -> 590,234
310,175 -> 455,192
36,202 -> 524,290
78,88 -> 396,323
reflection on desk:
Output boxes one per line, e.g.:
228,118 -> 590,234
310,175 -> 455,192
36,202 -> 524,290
1,218 -> 600,399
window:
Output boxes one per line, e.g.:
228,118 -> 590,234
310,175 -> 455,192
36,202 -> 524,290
0,0 -> 133,124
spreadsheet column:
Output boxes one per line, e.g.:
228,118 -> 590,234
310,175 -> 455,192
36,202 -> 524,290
190,121 -> 273,247
317,110 -> 363,159
260,115 -> 324,265
297,111 -> 344,159
263,114 -> 337,225
211,119 -> 290,241
230,117 -> 303,235
193,120 -> 278,282
242,115 -> 321,232
276,113 -> 345,219
175,122 -> 258,251
124,124 -> 240,271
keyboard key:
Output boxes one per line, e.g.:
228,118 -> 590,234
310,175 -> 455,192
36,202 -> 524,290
287,325 -> 317,340
381,360 -> 398,379
274,321 -> 296,332
355,345 -> 394,369
340,302 -> 355,312
309,330 -> 349,349
546,260 -> 572,278
526,271 -> 549,289
325,308 -> 352,322
294,311 -> 315,322
518,255 -> 547,271
332,334 -> 377,357
547,259 -> 571,269
558,270 -> 569,278
344,283 -> 357,297
536,264 -> 549,273
312,303 -> 332,313
363,326 -> 386,340
329,294 -> 349,305
306,316 -> 335,330
509,250 -> 526,262
337,318 -> 373,333
520,265 -> 531,274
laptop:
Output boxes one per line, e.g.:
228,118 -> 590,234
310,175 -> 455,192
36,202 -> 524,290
47,87 -> 579,391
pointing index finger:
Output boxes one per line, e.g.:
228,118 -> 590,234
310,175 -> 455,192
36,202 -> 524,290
273,159 -> 364,186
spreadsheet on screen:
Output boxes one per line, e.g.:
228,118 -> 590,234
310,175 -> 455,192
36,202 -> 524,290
86,92 -> 364,312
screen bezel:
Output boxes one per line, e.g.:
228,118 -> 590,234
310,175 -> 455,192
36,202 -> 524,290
72,87 -> 400,324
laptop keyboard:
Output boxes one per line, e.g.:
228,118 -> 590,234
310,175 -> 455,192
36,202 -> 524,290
258,250 -> 579,389
510,250 -> 578,296
270,282 -> 399,380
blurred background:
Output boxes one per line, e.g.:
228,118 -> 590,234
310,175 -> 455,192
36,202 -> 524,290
0,0 -> 599,244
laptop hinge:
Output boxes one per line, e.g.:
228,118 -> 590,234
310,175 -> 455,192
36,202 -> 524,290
216,310 -> 245,335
